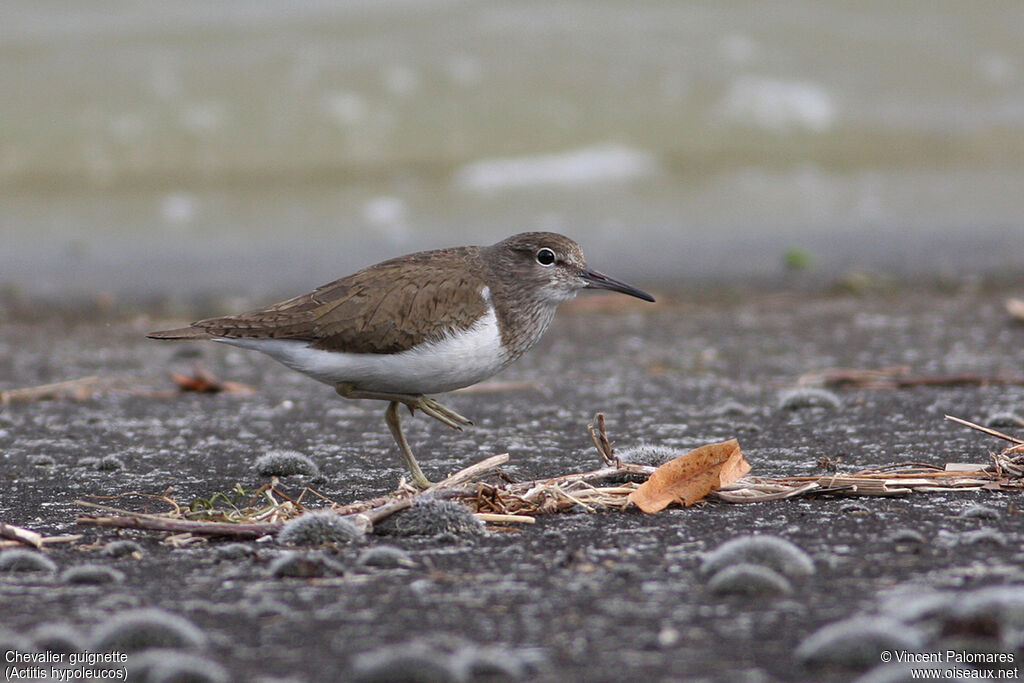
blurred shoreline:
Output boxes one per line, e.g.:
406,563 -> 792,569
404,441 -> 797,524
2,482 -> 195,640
3,2 -> 1023,307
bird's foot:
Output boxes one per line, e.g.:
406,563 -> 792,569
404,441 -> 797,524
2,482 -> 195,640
413,396 -> 474,431
335,384 -> 473,431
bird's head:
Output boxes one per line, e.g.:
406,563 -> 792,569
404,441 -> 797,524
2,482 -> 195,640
489,232 -> 655,305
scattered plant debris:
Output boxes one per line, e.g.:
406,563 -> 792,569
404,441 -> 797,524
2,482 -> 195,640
0,376 -> 105,404
170,367 -> 256,394
628,439 -> 750,512
71,411 -> 1024,545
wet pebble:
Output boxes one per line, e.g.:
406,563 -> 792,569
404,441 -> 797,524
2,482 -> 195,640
254,449 -> 319,477
102,540 -> 142,558
268,551 -> 344,579
853,662 -> 970,683
886,528 -> 926,551
213,543 -> 258,561
777,387 -> 841,411
0,549 -> 58,573
706,563 -> 793,597
795,617 -> 925,669
700,535 -> 814,579
350,646 -> 460,683
958,504 -> 999,520
840,502 -> 872,515
277,511 -> 364,547
91,608 -> 208,653
0,630 -> 34,654
452,643 -> 536,680
929,585 -> 1024,648
31,623 -> 84,654
95,455 -> 125,471
60,564 -> 125,585
128,649 -> 230,683
357,545 -> 416,569
375,500 -> 483,538
985,412 -> 1023,428
958,528 -> 1006,547
616,445 -> 685,467
710,400 -> 757,417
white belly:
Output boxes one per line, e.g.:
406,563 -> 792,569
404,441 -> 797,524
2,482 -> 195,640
215,307 -> 509,395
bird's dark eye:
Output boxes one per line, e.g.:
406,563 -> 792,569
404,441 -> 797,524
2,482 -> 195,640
536,248 -> 556,266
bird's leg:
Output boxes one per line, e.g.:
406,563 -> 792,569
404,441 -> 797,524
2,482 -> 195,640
384,400 -> 432,490
335,384 -> 474,489
334,384 -> 473,430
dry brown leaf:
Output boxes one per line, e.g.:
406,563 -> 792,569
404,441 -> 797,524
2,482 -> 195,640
628,439 -> 750,512
171,368 -> 256,395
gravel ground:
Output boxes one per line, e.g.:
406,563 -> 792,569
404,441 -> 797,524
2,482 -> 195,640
2,284 -> 1024,682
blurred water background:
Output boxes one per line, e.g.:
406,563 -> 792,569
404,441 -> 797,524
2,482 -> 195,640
2,1 -> 1023,306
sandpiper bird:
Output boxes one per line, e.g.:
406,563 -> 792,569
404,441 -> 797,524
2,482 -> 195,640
149,232 -> 654,488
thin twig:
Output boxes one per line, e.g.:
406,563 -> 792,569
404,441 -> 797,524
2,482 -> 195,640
0,521 -> 44,549
0,534 -> 82,550
475,513 -> 536,524
352,453 -> 510,527
945,414 -> 1024,445
0,376 -> 105,404
76,515 -> 281,538
588,413 -> 616,466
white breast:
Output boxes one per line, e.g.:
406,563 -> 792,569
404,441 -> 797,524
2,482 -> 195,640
215,304 -> 509,395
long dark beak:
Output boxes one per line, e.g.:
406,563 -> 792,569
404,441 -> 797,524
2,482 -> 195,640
581,269 -> 655,302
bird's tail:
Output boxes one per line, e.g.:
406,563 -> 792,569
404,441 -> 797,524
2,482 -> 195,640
147,326 -> 213,341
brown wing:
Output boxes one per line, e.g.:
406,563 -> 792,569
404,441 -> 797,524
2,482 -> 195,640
187,247 -> 490,354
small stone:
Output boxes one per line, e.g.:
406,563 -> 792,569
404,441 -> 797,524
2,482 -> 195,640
0,549 -> 58,573
707,563 -> 793,597
375,500 -> 483,538
254,450 -> 319,477
95,455 -> 125,471
959,529 -> 1006,547
452,644 -> 531,680
777,387 -> 841,411
700,535 -> 814,579
656,626 -> 680,648
937,585 -> 1024,648
616,445 -> 686,467
31,623 -> 84,654
277,511 -> 363,547
839,502 -> 871,515
27,455 -> 56,467
60,564 -> 125,585
711,400 -> 756,417
214,543 -> 258,561
795,617 -> 925,668
268,551 -> 344,579
958,504 -> 999,520
128,650 -> 230,683
0,630 -> 34,655
357,546 -> 416,569
985,412 -> 1023,428
102,540 -> 142,558
351,646 -> 459,683
887,528 -> 925,550
853,662 -> 970,683
91,608 -> 207,653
